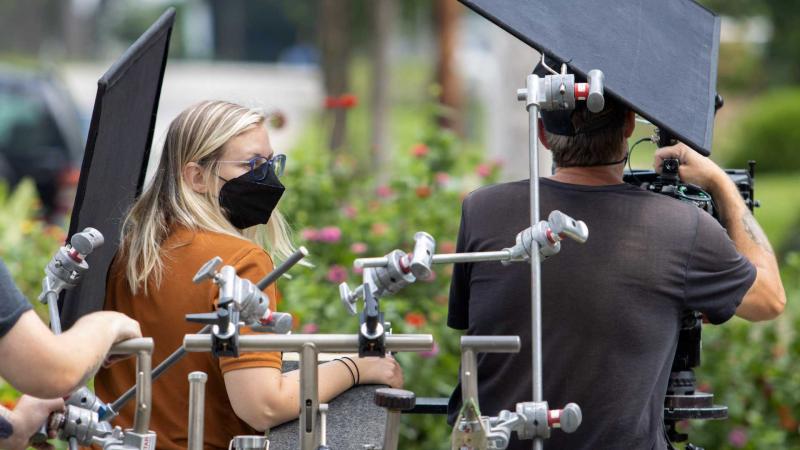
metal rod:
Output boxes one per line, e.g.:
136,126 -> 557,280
46,291 -> 62,334
132,349 -> 152,435
299,343 -> 319,450
109,338 -> 154,355
460,348 -> 478,407
188,372 -> 207,450
256,246 -> 309,290
382,409 -> 401,450
459,336 -> 521,409
461,336 -> 521,354
355,250 -> 513,269
109,326 -> 211,416
526,72 -> 544,450
183,334 -> 433,353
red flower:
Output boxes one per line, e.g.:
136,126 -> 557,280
415,185 -> 432,198
324,94 -> 359,110
404,312 -> 426,328
411,143 -> 429,158
339,94 -> 358,108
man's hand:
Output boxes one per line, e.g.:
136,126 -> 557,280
3,396 -> 64,450
104,311 -> 143,343
655,142 -> 785,321
653,142 -> 729,193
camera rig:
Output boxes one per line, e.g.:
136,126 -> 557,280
624,156 -> 759,447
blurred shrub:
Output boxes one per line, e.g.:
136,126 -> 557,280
724,89 -> 800,172
279,104 -> 500,446
717,42 -> 765,93
688,252 -> 800,449
0,179 -> 65,304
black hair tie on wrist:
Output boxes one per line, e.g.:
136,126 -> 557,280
341,356 -> 360,385
334,358 -> 356,387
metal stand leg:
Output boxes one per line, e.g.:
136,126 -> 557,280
188,372 -> 207,450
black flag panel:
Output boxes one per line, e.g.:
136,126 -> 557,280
458,0 -> 720,156
60,8 -> 175,329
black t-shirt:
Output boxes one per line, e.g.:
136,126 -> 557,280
447,178 -> 756,450
0,259 -> 32,338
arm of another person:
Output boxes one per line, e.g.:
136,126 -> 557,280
0,396 -> 64,450
0,310 -> 142,398
655,144 -> 786,321
225,356 -> 403,430
219,248 -> 403,430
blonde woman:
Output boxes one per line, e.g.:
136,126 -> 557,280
95,100 -> 403,450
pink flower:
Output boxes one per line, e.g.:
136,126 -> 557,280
354,266 -> 364,275
326,265 -> 348,284
302,323 -> 319,334
341,204 -> 357,219
301,228 -> 319,241
728,427 -> 748,448
318,226 -> 342,243
421,270 -> 437,282
476,163 -> 493,178
411,143 -> 429,158
420,342 -> 440,359
350,242 -> 368,254
435,172 -> 450,186
376,185 -> 393,198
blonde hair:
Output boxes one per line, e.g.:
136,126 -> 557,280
119,100 -> 295,294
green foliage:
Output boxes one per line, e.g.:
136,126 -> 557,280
279,103 -> 500,448
723,89 -> 800,172
717,42 -> 766,94
0,180 -> 65,305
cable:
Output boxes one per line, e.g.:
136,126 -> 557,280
626,137 -> 653,184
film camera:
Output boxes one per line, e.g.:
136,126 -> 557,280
624,157 -> 758,447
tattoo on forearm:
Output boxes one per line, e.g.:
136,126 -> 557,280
742,211 -> 774,255
0,407 -> 14,439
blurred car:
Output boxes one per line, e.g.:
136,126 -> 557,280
0,65 -> 85,221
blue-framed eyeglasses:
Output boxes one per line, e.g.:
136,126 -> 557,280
218,154 -> 287,181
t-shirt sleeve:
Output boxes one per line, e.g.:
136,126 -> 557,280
448,200 -> 471,330
219,249 -> 283,373
684,209 -> 757,324
0,259 -> 32,338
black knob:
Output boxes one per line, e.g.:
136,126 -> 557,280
374,388 -> 416,411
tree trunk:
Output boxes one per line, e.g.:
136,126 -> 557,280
320,0 -> 351,152
210,0 -> 247,60
434,0 -> 463,134
370,0 -> 394,183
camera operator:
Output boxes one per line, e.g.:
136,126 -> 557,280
446,68 -> 785,449
0,258 -> 142,450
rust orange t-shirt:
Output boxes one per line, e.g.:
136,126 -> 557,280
95,226 -> 283,450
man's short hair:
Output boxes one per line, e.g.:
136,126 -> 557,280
543,96 -> 629,167
534,56 -> 630,167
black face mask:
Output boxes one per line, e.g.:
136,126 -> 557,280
218,169 -> 285,229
